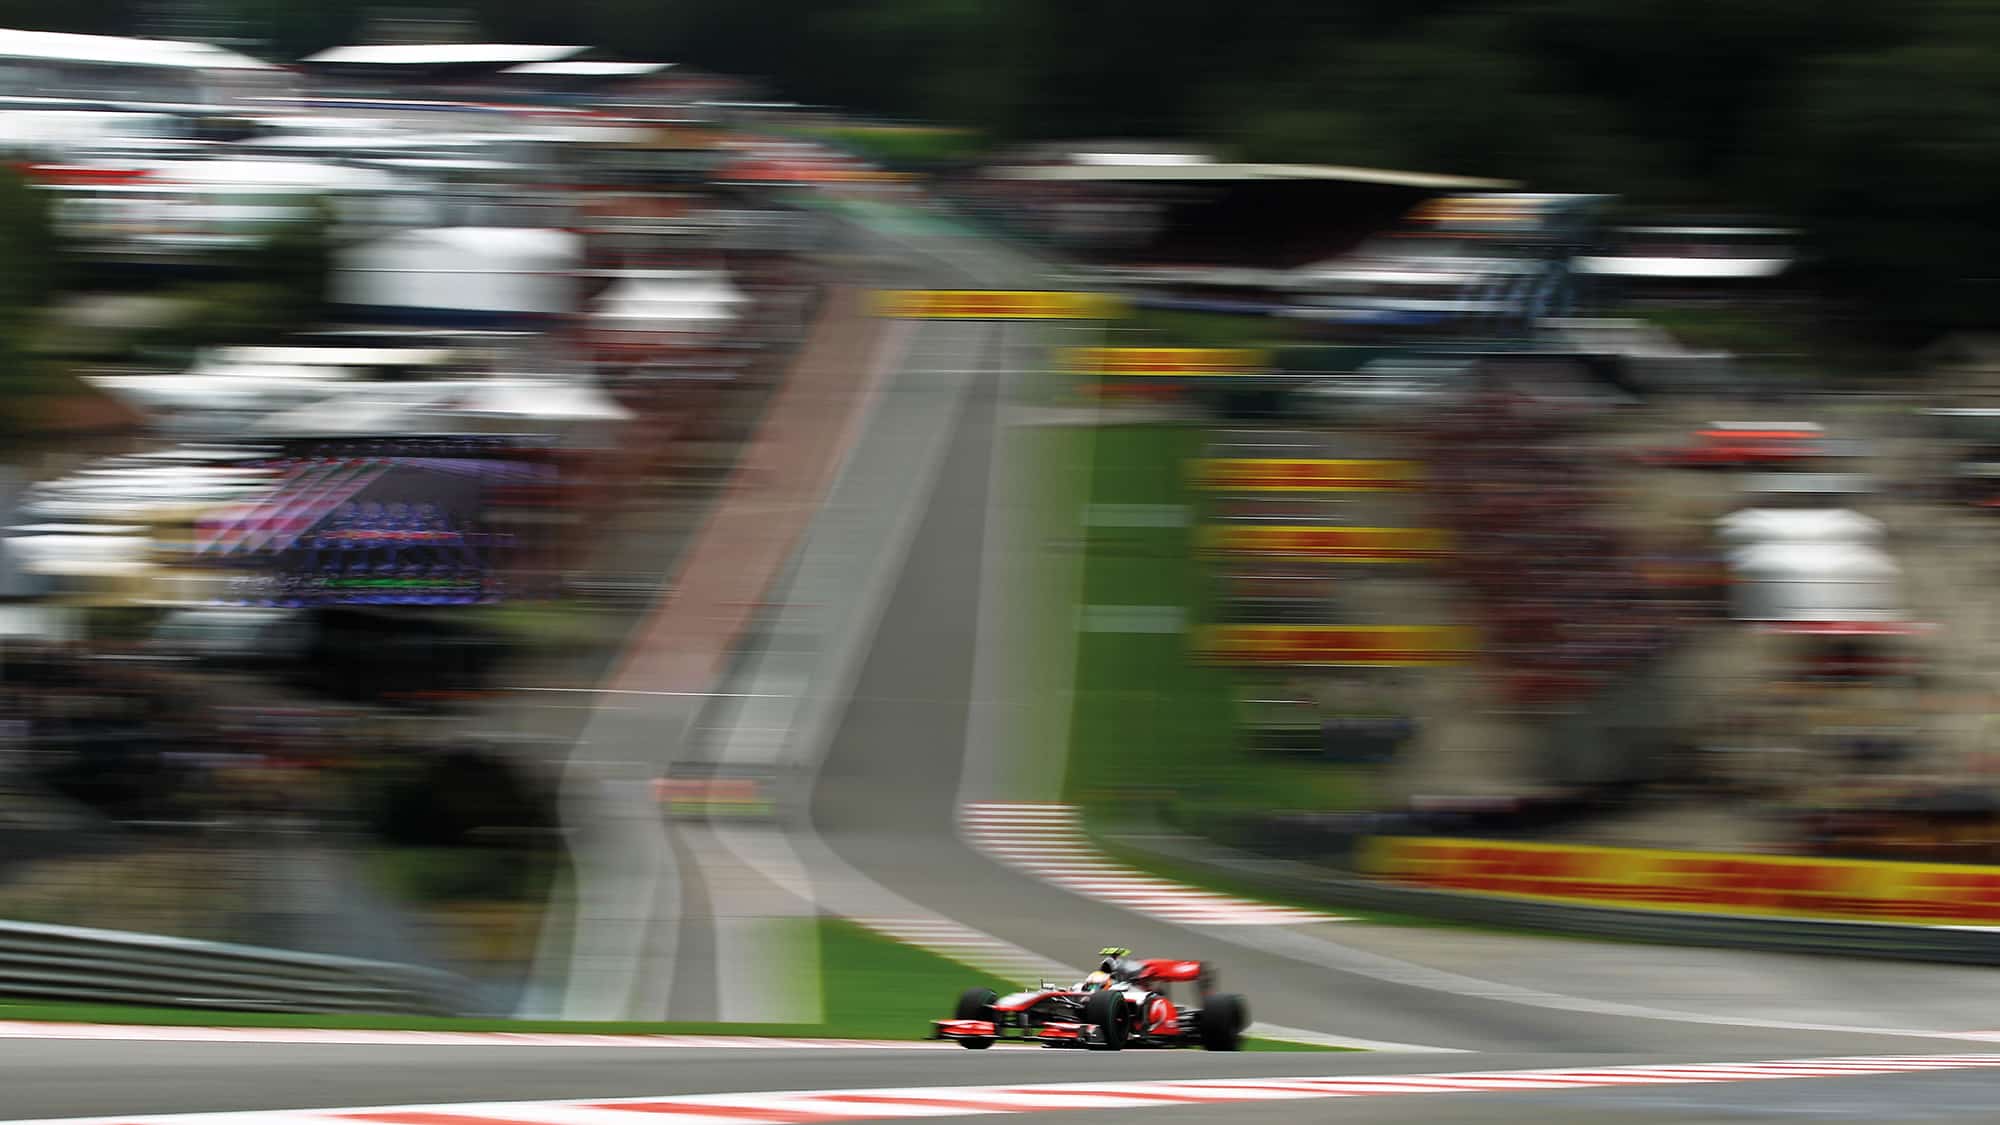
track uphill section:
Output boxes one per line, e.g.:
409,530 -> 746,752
961,803 -> 1345,926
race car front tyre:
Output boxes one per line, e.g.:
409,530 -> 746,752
955,987 -> 999,1049
1198,994 -> 1247,1051
1083,990 -> 1127,1051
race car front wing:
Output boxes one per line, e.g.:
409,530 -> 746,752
928,1018 -> 1110,1048
1029,1021 -> 1110,1048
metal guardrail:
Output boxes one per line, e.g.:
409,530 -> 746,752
1110,829 -> 2000,966
0,918 -> 469,1015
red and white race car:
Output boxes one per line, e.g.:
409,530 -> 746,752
931,948 -> 1249,1051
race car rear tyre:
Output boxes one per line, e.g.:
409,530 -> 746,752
955,987 -> 998,1050
1198,994 -> 1247,1051
1083,989 -> 1127,1050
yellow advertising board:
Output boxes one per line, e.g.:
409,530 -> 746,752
1200,525 -> 1449,564
1362,837 -> 2000,925
872,290 -> 1124,320
1194,625 -> 1475,668
1189,458 -> 1421,493
1063,347 -> 1269,376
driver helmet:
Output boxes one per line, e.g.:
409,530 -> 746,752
1081,971 -> 1112,993
1096,946 -> 1131,975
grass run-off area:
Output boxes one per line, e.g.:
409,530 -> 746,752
780,122 -> 985,168
1062,423 -> 1367,823
0,916 -> 1338,1050
1117,308 -> 1300,350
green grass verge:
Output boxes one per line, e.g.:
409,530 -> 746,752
1639,304 -> 1814,358
0,916 -> 1342,1048
783,123 -> 986,168
1063,424 -> 1232,818
1061,424 -> 1367,819
0,919 -> 995,1040
1118,309 -> 1299,350
820,917 -> 1014,1036
0,1001 -> 838,1038
1635,303 -> 1882,380
1006,420 -> 1091,800
479,601 -> 610,648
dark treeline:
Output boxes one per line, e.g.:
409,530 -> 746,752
13,0 -> 2000,345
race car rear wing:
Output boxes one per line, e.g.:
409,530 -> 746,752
1131,959 -> 1210,984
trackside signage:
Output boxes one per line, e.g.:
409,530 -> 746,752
1199,524 -> 1450,563
872,290 -> 1124,319
1063,347 -> 1269,376
1189,458 -> 1421,492
1363,837 -> 2000,925
1193,625 -> 1475,667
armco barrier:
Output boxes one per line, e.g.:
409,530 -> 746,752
0,919 -> 469,1015
1106,829 -> 2000,966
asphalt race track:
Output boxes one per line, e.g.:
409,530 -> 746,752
10,222 -> 2000,1124
10,1039 -> 2000,1122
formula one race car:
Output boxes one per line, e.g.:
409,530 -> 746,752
930,947 -> 1250,1051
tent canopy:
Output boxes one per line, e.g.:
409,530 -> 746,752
0,28 -> 274,71
359,226 -> 582,265
254,382 -> 463,435
304,43 -> 585,67
504,60 -> 673,77
593,269 -> 747,329
1728,540 -> 1900,580
255,376 -> 631,435
1716,507 -> 1884,544
464,377 -> 634,422
334,227 -> 581,318
152,158 -> 409,193
218,346 -> 458,369
1727,540 -> 1902,623
9,533 -> 152,577
87,361 -> 357,417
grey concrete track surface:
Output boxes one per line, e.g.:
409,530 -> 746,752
0,1040 -> 1990,1120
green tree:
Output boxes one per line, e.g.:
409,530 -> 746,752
0,165 -> 61,320
0,165 -> 63,417
141,199 -> 332,357
1770,1 -> 2000,341
1214,13 -> 1669,195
